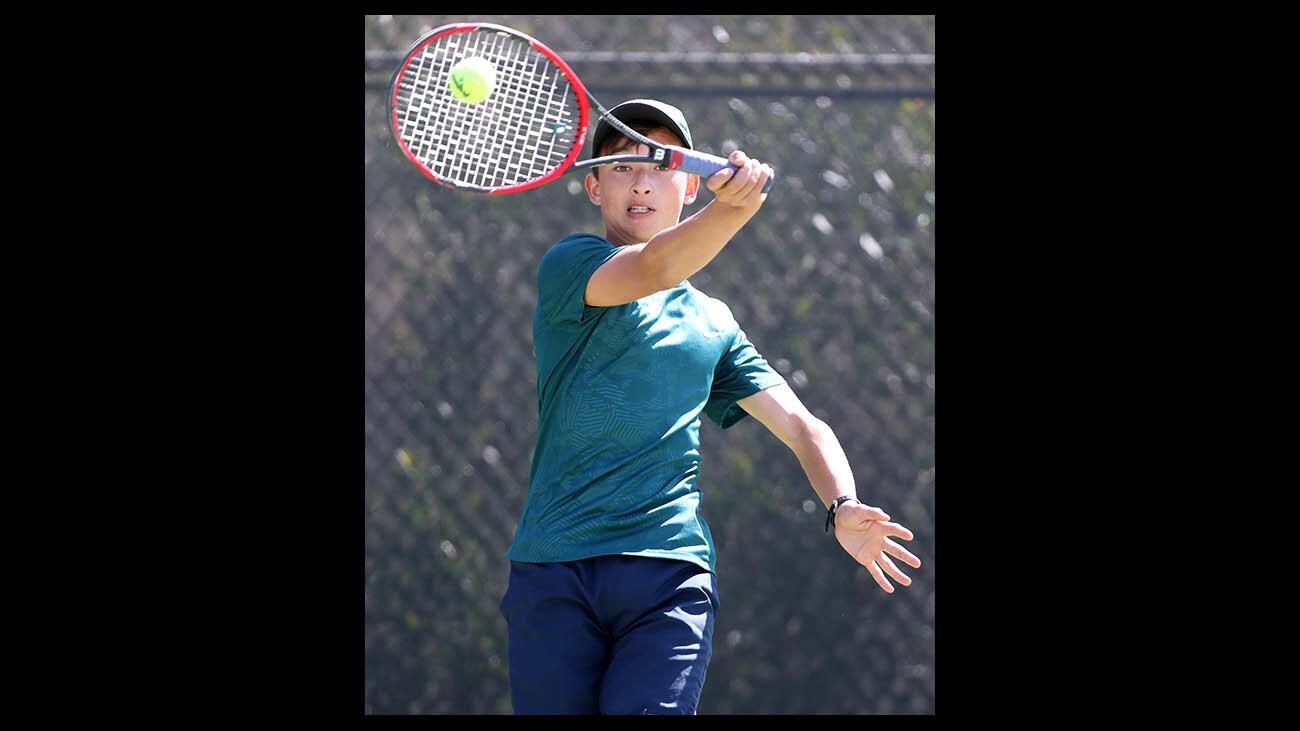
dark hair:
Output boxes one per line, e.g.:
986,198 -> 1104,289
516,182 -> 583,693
590,122 -> 682,179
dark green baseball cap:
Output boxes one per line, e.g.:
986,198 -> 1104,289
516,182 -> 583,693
589,99 -> 693,158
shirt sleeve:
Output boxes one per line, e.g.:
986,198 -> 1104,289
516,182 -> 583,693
537,234 -> 622,326
703,327 -> 787,429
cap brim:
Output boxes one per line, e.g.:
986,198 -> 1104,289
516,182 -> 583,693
589,102 -> 692,159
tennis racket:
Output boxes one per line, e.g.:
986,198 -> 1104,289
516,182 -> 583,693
388,22 -> 775,195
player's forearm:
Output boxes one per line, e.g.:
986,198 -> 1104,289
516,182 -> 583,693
789,417 -> 858,509
641,200 -> 757,288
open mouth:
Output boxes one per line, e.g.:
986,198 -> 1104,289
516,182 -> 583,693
627,206 -> 656,217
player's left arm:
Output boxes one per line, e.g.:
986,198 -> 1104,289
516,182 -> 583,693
737,383 -> 922,592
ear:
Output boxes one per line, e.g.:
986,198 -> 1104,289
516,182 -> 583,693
683,173 -> 700,205
584,172 -> 601,205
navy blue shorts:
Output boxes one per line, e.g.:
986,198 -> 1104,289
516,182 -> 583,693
499,555 -> 720,715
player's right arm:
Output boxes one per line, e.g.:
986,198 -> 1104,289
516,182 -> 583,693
584,150 -> 773,307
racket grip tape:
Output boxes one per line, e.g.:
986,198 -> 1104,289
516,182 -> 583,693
668,147 -> 775,194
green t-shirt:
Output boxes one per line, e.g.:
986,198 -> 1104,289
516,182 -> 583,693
506,233 -> 786,574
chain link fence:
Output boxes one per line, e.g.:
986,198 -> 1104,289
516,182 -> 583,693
365,14 -> 935,715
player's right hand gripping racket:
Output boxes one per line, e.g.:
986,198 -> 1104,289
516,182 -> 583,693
388,22 -> 775,195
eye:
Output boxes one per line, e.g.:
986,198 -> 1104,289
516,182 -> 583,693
612,164 -> 632,173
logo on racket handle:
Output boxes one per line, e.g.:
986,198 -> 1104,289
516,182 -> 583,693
664,147 -> 775,194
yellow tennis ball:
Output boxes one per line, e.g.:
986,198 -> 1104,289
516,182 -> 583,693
448,57 -> 496,104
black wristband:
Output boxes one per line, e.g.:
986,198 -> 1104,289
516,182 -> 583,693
825,495 -> 856,533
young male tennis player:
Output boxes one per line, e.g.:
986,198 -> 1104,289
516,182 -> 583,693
501,99 -> 921,715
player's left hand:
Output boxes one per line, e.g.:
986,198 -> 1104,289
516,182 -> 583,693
832,500 -> 921,593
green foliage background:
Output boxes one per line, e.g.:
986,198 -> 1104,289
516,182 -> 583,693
365,15 -> 935,714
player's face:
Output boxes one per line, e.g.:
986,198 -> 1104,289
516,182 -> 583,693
584,128 -> 700,246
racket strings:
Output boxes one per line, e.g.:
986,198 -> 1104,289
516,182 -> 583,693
394,29 -> 581,190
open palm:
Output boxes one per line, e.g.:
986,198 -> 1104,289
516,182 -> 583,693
833,501 -> 921,593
